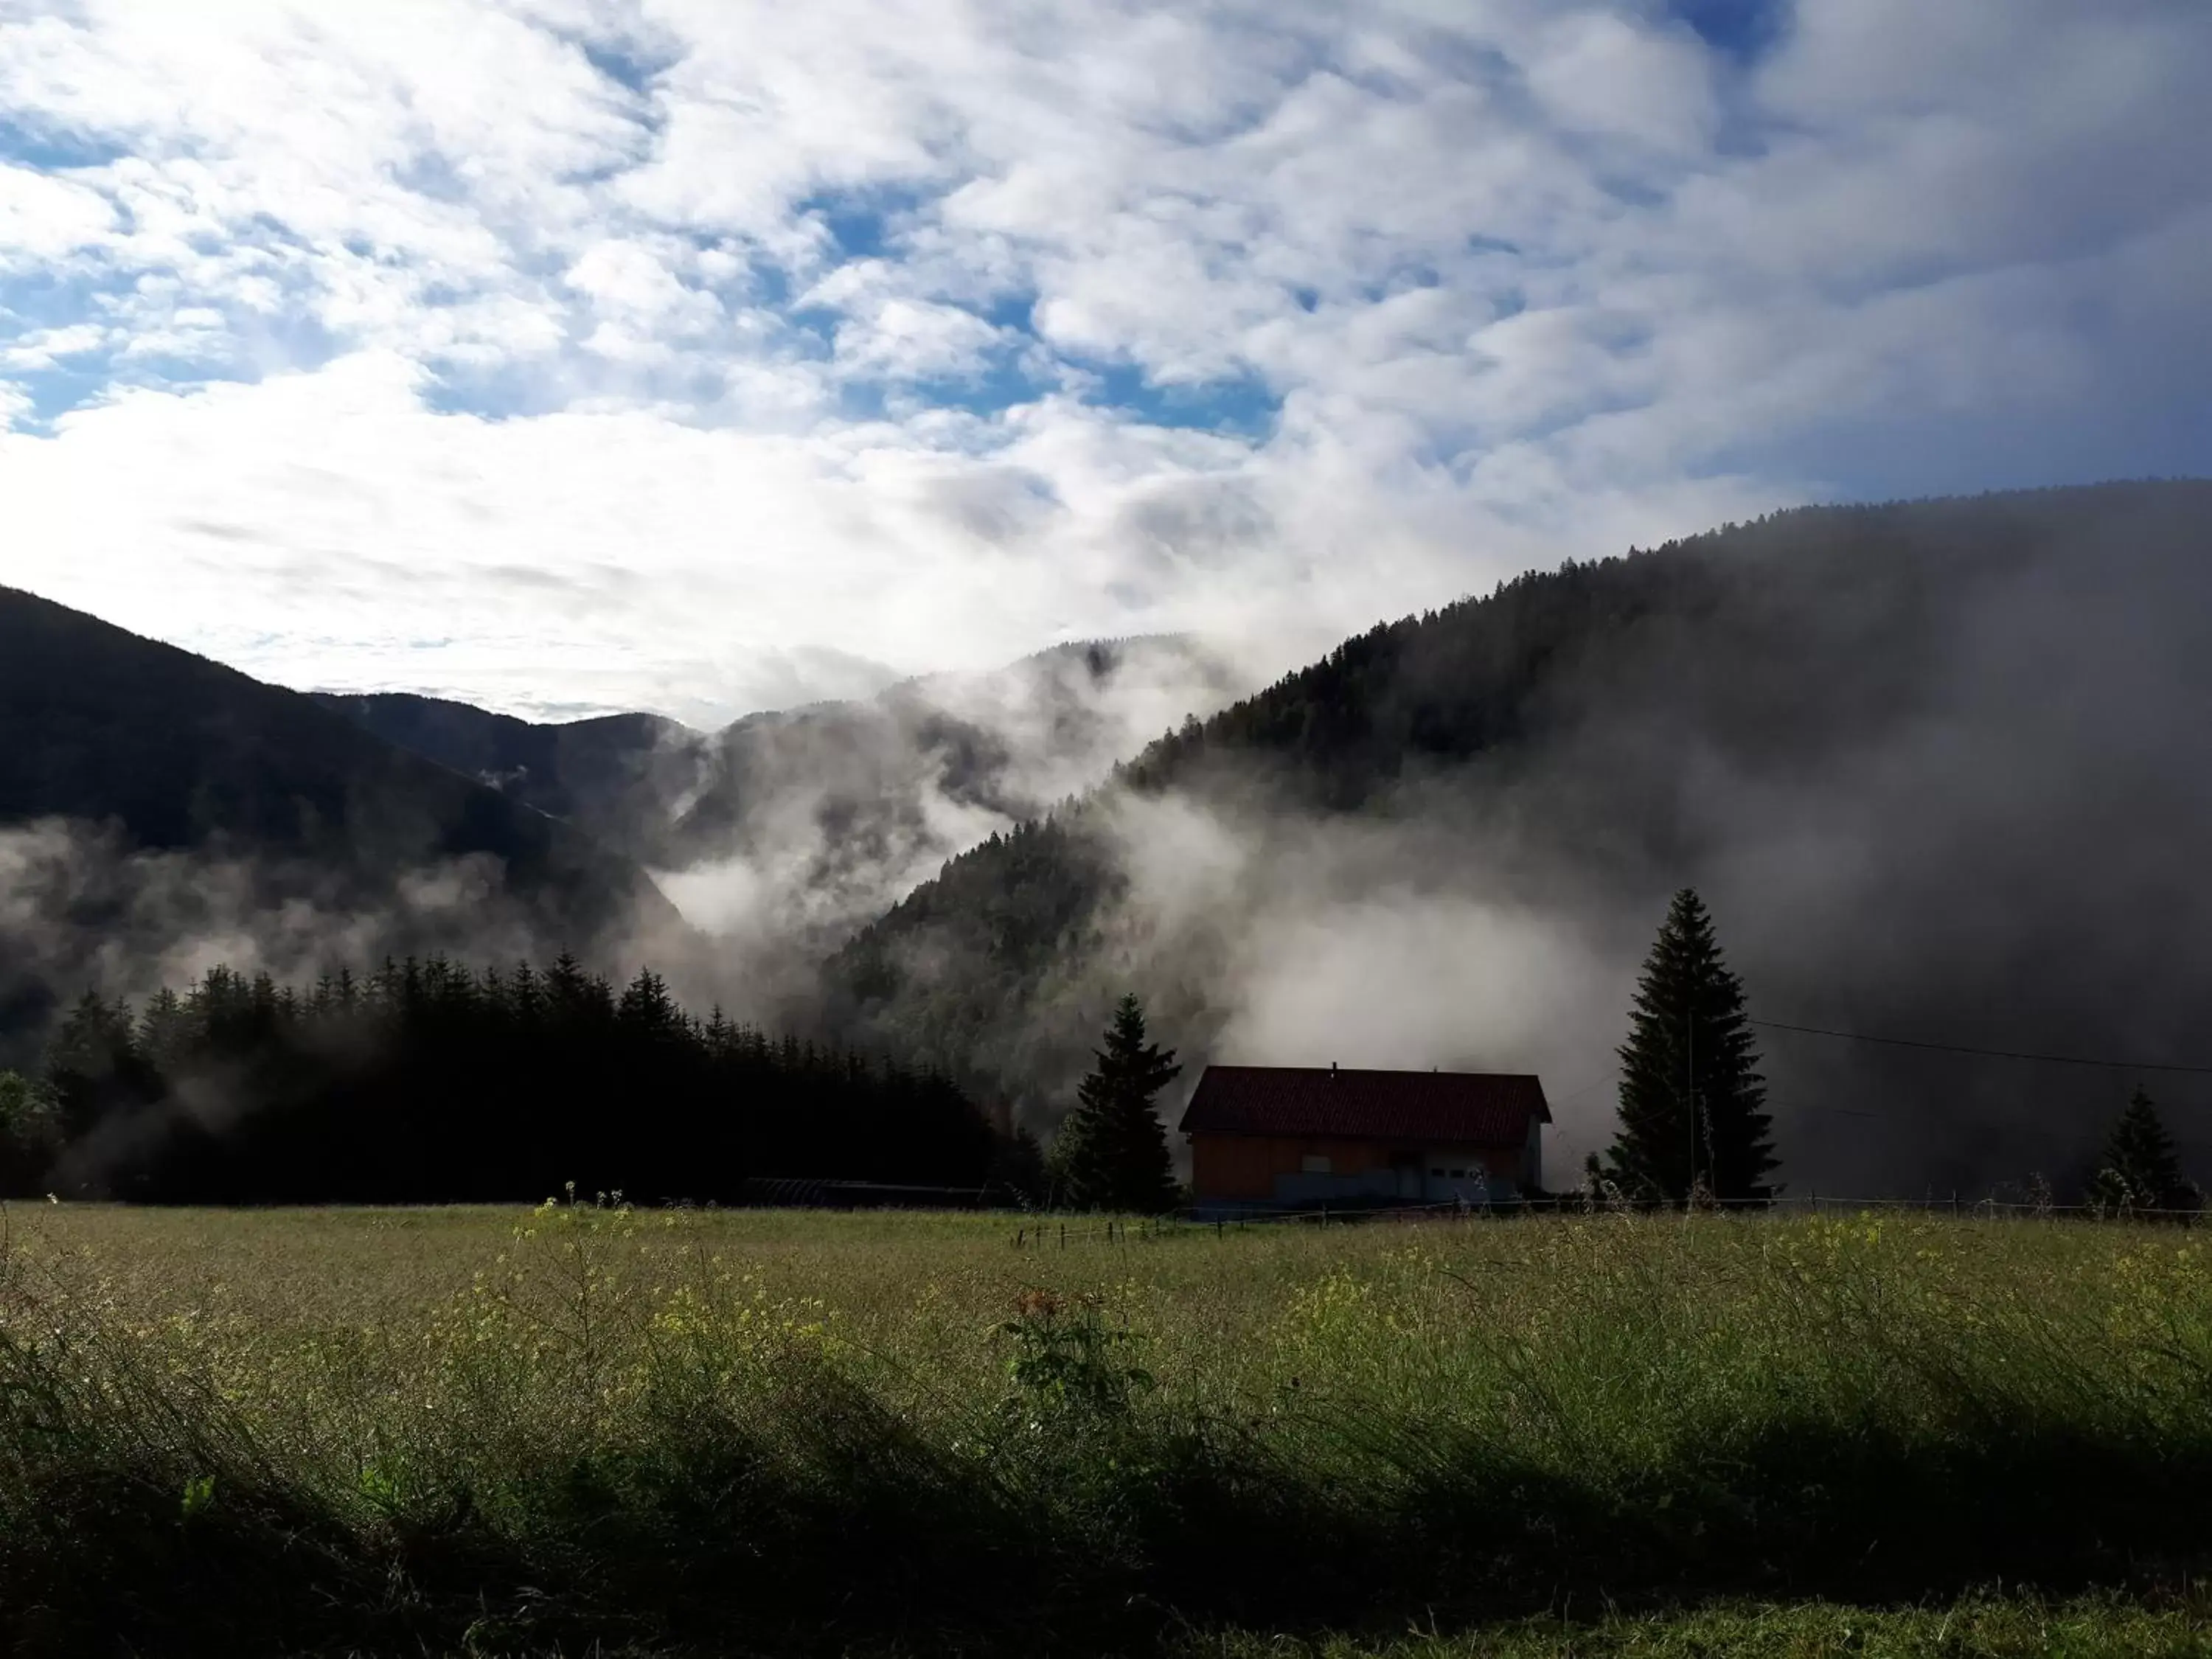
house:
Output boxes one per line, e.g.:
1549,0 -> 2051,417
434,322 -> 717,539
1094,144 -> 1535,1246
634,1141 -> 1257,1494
1179,1064 -> 1550,1215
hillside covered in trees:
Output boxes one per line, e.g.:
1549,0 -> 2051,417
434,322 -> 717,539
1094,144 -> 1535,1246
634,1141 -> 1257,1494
310,691 -> 699,858
825,482 -> 2212,1195
319,638 -> 1241,877
0,588 -> 690,1063
317,636 -> 1248,1020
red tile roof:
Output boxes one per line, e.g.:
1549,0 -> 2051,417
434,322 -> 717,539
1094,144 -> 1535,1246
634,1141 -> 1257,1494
1179,1065 -> 1551,1144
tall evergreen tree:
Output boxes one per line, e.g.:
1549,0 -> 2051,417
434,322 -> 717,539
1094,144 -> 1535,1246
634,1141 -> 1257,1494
0,1070 -> 59,1195
2090,1087 -> 2198,1217
1051,994 -> 1181,1213
45,990 -> 157,1143
617,967 -> 679,1038
1604,888 -> 1775,1203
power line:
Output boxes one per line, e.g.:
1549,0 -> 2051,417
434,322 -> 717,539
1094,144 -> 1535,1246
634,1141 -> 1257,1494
1747,1018 -> 2212,1076
1546,1075 -> 1617,1107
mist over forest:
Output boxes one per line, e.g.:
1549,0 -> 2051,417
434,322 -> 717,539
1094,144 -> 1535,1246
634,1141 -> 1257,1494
828,482 -> 2212,1197
0,610 -> 1249,1065
4,481 -> 2210,1201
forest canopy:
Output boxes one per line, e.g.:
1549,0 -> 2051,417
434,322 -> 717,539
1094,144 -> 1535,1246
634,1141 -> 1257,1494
9,956 -> 1004,1204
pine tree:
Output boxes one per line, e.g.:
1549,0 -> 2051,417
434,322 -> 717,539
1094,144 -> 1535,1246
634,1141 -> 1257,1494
2090,1087 -> 2198,1217
1604,888 -> 1776,1203
136,987 -> 189,1073
45,990 -> 157,1142
0,1070 -> 59,1195
508,960 -> 543,1029
1051,994 -> 1181,1213
617,967 -> 678,1038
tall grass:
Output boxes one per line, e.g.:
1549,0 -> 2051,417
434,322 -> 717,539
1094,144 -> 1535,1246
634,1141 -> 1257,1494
2,1203 -> 2209,1655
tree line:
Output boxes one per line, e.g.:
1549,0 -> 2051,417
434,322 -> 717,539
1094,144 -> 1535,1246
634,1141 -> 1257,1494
0,955 -> 1013,1203
0,900 -> 2189,1216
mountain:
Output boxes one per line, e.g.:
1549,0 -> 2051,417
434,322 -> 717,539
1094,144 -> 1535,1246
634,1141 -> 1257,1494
309,691 -> 702,859
319,636 -> 1252,1017
0,586 -> 687,1054
823,482 -> 2212,1197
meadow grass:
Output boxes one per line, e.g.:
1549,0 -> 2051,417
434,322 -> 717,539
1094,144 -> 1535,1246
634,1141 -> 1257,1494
2,1201 -> 2209,1655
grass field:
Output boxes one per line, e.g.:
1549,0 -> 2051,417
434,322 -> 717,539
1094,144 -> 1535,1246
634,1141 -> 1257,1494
3,1201 -> 2211,1655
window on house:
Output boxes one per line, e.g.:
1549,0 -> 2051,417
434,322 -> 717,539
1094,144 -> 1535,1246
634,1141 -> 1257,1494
1300,1153 -> 1332,1174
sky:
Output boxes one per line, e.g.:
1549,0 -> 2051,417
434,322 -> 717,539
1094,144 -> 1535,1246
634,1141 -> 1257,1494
0,0 -> 2206,726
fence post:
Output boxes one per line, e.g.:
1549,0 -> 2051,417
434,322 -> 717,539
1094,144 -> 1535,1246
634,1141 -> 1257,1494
1060,1222 -> 1066,1249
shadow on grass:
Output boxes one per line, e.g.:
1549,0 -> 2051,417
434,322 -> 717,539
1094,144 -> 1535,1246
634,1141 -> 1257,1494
6,1383 -> 2210,1658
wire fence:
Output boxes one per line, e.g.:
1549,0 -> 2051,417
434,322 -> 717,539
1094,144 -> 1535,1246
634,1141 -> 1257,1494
1003,1191 -> 2205,1247
707,1178 -> 2201,1234
737,1177 -> 1022,1210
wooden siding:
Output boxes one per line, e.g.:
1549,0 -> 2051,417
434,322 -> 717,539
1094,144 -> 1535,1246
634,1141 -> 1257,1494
1190,1133 -> 1527,1201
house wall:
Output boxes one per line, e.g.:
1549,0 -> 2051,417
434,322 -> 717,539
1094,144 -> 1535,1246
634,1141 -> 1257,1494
1190,1133 -> 1530,1211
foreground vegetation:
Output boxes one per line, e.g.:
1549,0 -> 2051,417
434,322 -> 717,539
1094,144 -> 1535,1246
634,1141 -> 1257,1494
3,1204 -> 2210,1655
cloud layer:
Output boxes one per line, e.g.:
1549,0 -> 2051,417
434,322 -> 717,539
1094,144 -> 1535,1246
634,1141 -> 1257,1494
2,0 -> 2207,720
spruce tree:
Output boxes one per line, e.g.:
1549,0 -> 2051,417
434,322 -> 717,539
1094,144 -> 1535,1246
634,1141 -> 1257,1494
1051,994 -> 1181,1213
45,990 -> 157,1143
2090,1087 -> 2198,1217
617,967 -> 678,1037
0,1071 -> 58,1195
1604,888 -> 1776,1203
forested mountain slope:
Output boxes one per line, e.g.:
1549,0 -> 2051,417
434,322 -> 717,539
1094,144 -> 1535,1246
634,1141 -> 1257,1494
322,636 -> 1245,871
826,482 -> 2212,1195
320,636 -> 1249,1020
0,588 -> 686,1054
310,692 -> 696,858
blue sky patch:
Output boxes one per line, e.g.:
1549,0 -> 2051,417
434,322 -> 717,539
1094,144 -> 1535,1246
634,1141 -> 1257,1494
0,118 -> 128,171
1660,0 -> 1789,63
795,184 -> 938,263
1085,363 -> 1280,439
574,37 -> 675,97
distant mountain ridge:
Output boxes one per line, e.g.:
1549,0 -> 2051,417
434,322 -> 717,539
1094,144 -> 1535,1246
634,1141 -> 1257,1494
318,636 -> 1245,870
308,690 -> 700,861
317,636 -> 1253,1016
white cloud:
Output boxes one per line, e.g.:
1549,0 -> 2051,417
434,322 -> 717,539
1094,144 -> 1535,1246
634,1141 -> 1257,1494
0,162 -> 116,262
1521,11 -> 1717,153
0,0 -> 2202,721
835,296 -> 1004,381
0,320 -> 105,368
